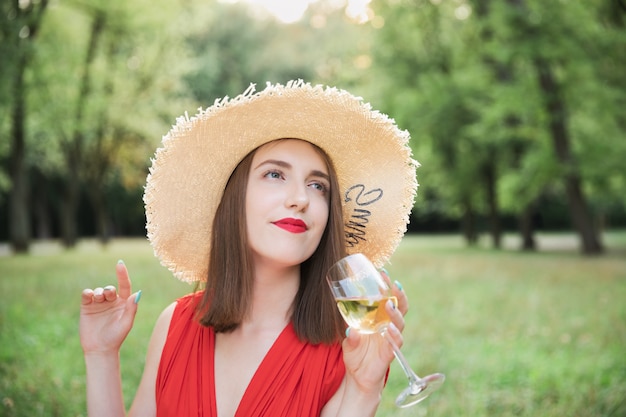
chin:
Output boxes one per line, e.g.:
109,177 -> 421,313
257,247 -> 317,268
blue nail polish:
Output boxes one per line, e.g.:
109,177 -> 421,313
345,327 -> 351,337
395,280 -> 404,291
134,290 -> 142,304
118,259 -> 125,265
381,267 -> 390,276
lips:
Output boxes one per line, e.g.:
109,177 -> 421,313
273,218 -> 307,234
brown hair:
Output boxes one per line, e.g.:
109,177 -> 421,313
196,139 -> 346,344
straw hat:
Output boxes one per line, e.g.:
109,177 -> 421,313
144,80 -> 418,283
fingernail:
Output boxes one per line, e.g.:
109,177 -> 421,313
394,280 -> 404,291
388,322 -> 399,334
345,327 -> 351,337
134,290 -> 142,304
387,299 -> 396,310
381,267 -> 390,276
118,259 -> 125,265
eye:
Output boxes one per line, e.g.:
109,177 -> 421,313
309,181 -> 329,194
263,170 -> 283,180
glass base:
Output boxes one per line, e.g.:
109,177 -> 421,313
395,373 -> 445,408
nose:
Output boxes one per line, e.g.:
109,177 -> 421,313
285,182 -> 309,212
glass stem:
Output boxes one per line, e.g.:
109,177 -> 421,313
380,328 -> 424,389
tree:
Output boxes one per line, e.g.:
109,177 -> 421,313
367,0 -> 624,252
182,1 -> 368,103
1,0 -> 50,252
503,0 -> 607,253
365,0 -> 493,244
25,0 -> 196,245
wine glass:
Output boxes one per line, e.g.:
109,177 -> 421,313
327,253 -> 445,408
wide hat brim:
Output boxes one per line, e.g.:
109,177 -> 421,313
144,80 -> 418,283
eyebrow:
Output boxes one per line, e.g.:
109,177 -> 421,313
255,159 -> 330,181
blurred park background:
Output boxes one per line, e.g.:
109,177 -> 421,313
1,0 -> 625,416
1,0 -> 625,252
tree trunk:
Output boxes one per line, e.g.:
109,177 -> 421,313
474,0 -> 506,250
61,11 -> 106,248
6,0 -> 50,252
461,197 -> 478,245
60,149 -> 81,248
482,156 -> 501,249
91,190 -> 111,245
534,57 -> 603,254
8,53 -> 31,253
33,169 -> 52,239
518,202 -> 536,251
91,36 -> 116,246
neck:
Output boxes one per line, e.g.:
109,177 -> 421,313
245,260 -> 300,329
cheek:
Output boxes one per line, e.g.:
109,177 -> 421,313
246,185 -> 281,223
313,197 -> 330,229
244,189 -> 254,224
244,186 -> 266,236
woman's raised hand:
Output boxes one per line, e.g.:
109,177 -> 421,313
80,261 -> 141,355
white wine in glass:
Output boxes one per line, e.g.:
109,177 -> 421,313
327,253 -> 445,408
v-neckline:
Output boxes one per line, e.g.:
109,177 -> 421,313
211,323 -> 295,417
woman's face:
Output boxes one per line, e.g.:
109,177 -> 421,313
245,139 -> 331,269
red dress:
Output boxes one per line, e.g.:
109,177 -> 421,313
156,293 -> 345,417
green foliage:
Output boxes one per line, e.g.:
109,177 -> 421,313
1,0 -> 375,243
1,234 -> 625,416
182,1 -> 370,102
30,0 -> 197,182
368,0 -> 626,233
1,0 -> 625,243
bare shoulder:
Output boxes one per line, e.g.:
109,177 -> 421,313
154,301 -> 177,335
146,301 -> 179,359
147,301 -> 178,349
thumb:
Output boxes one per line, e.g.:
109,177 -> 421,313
343,327 -> 362,351
120,290 -> 142,330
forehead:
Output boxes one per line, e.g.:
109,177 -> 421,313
252,139 -> 329,171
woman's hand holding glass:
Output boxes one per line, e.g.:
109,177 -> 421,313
328,253 -> 444,408
339,273 -> 408,397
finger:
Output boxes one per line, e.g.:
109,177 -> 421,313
386,298 -> 405,333
116,260 -> 132,299
391,280 -> 409,316
93,287 -> 105,302
119,291 -> 142,330
380,268 -> 392,286
387,322 -> 404,350
81,289 -> 94,305
103,285 -> 117,302
380,269 -> 409,316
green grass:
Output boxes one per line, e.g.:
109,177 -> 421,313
1,233 -> 625,416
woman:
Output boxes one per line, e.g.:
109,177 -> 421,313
80,81 -> 418,417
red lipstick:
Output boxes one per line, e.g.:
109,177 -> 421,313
273,218 -> 307,234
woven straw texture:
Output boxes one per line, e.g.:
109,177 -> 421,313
144,80 -> 418,282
